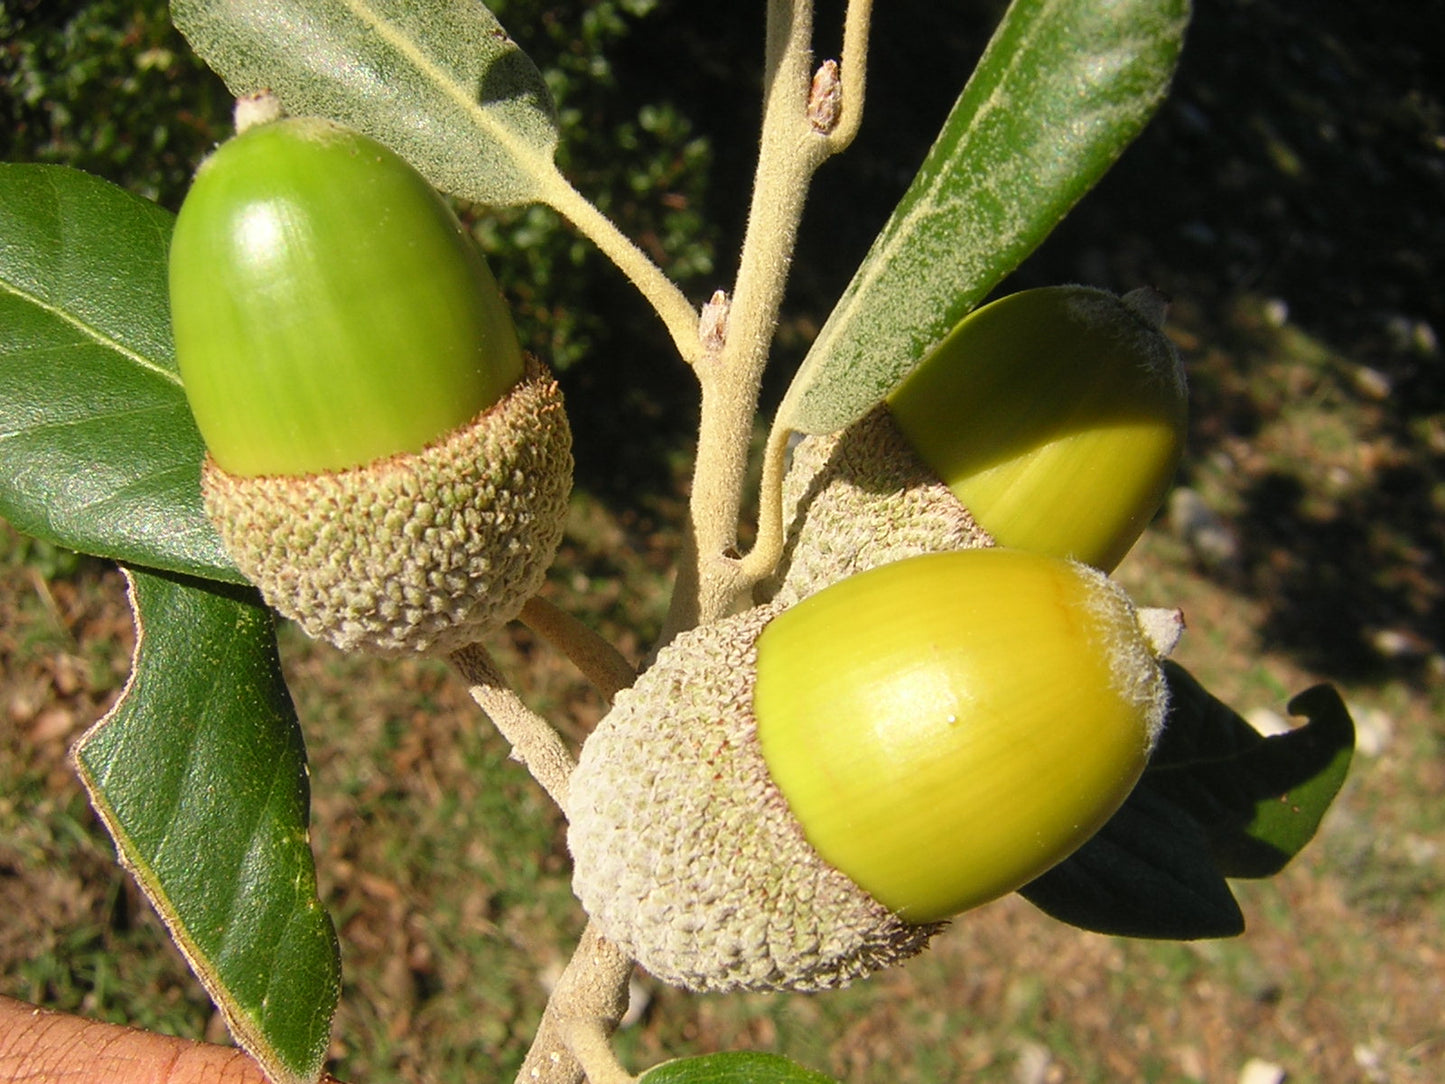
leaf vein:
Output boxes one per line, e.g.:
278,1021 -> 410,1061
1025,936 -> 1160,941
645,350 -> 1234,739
341,0 -> 551,180
0,275 -> 180,386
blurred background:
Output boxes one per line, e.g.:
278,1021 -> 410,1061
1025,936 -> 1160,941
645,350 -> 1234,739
2,0 -> 1441,1080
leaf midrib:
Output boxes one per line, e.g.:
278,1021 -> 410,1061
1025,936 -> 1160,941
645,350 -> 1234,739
344,0 -> 557,181
0,273 -> 180,385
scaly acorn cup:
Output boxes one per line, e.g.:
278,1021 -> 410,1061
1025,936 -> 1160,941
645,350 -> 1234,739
569,548 -> 1181,993
171,115 -> 572,654
768,286 -> 1185,606
766,405 -> 996,607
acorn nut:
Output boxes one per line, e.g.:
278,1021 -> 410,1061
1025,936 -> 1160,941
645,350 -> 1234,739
771,286 -> 1186,605
569,548 -> 1180,993
170,114 -> 572,654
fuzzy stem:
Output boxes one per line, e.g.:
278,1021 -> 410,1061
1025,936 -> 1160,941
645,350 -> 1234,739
738,421 -> 793,587
450,645 -> 575,816
515,923 -> 635,1084
826,0 -> 873,153
511,5 -> 877,1078
735,0 -> 872,599
664,0 -> 877,635
519,596 -> 636,703
663,0 -> 820,637
541,176 -> 702,367
561,1019 -> 634,1084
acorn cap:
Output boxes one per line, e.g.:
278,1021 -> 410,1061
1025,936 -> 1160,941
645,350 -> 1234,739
567,603 -> 944,993
766,405 -> 994,607
203,355 -> 571,655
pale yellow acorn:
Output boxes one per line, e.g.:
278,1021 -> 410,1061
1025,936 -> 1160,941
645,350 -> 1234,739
569,548 -> 1180,993
769,286 -> 1186,606
170,115 -> 572,654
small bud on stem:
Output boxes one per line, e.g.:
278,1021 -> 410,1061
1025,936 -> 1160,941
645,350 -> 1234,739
807,60 -> 843,134
699,289 -> 730,351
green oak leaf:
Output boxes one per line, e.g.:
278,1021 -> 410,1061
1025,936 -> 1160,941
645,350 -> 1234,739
170,0 -> 561,206
778,0 -> 1192,435
1019,777 -> 1245,939
640,1051 -> 839,1084
1020,663 -> 1353,938
72,567 -> 339,1084
1148,662 -> 1355,879
0,163 -> 243,583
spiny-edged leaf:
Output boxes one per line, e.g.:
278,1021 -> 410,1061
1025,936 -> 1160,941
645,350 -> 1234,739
640,1051 -> 839,1084
1149,662 -> 1355,878
778,0 -> 1192,435
170,0 -> 561,206
0,164 -> 243,583
1020,778 -> 1244,939
72,567 -> 339,1084
1019,664 -> 1353,939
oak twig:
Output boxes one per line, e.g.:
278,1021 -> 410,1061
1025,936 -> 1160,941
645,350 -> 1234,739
825,0 -> 873,154
450,650 -> 636,1082
515,923 -> 635,1084
664,0 -> 876,639
542,177 -> 702,368
738,421 -> 793,587
495,5 -> 879,1079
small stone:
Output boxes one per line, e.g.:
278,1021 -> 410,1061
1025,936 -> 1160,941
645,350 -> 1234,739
1168,487 -> 1240,569
1245,707 -> 1292,737
618,978 -> 651,1029
1238,1057 -> 1286,1084
1348,703 -> 1394,758
1013,1041 -> 1052,1084
1350,364 -> 1392,401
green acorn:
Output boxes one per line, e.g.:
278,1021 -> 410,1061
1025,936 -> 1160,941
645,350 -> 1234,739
770,286 -> 1185,606
569,549 -> 1179,992
171,114 -> 572,654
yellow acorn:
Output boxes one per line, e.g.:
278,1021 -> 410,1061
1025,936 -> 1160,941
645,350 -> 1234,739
170,113 -> 572,654
569,548 -> 1180,992
770,286 -> 1185,606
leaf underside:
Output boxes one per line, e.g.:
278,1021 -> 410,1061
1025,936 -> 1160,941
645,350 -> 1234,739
1020,662 -> 1354,939
169,0 -> 562,206
0,163 -> 243,583
72,568 -> 340,1084
779,0 -> 1193,435
1149,663 -> 1355,879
